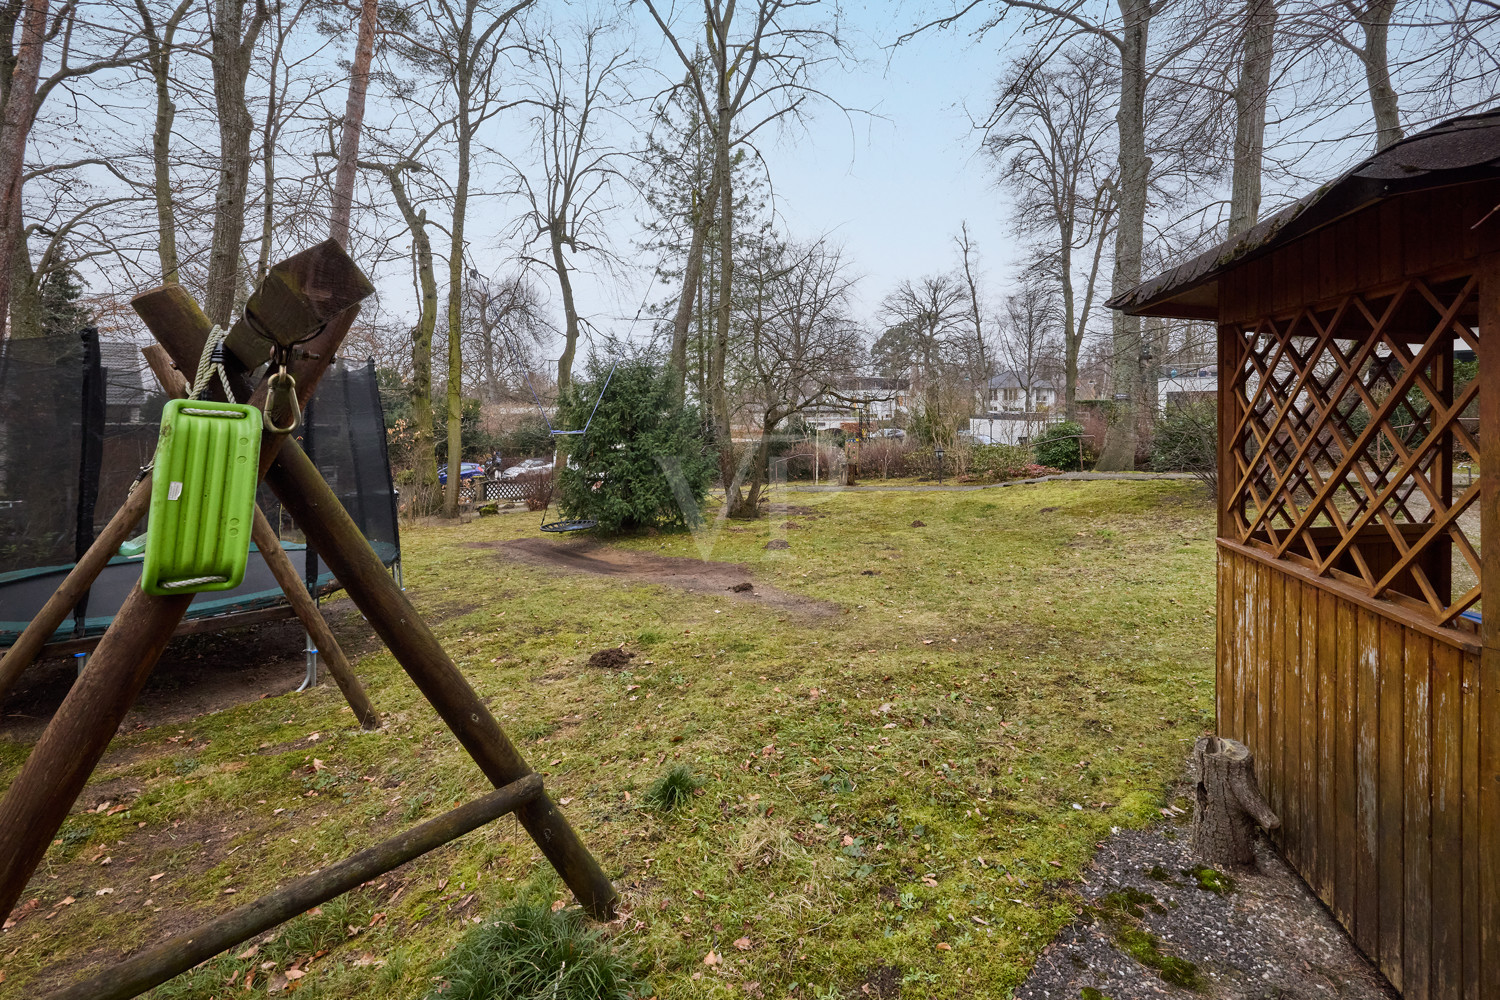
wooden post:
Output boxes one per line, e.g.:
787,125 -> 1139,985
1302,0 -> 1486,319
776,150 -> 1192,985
1477,253 -> 1499,995
267,442 -> 618,919
43,774 -> 543,1000
250,507 -> 380,728
0,481 -> 151,702
134,275 -> 619,920
0,246 -> 372,921
142,343 -> 381,730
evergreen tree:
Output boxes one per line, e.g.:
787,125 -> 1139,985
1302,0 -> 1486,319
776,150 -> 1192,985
38,264 -> 92,337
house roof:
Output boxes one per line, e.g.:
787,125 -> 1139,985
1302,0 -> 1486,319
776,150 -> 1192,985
1109,107 -> 1500,318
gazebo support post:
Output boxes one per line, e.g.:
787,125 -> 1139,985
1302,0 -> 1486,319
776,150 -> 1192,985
1478,252 -> 1499,991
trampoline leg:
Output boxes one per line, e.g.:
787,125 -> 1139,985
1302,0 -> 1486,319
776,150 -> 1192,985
298,631 -> 318,692
73,652 -> 88,678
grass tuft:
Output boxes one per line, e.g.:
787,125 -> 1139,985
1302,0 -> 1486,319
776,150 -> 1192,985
1113,926 -> 1204,990
643,764 -> 700,813
425,896 -> 646,1000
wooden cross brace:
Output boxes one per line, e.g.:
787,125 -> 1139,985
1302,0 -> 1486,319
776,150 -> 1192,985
0,240 -> 616,997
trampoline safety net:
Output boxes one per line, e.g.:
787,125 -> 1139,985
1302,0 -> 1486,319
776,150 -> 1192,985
0,333 -> 400,646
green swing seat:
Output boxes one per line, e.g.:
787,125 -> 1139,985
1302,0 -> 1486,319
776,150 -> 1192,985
140,399 -> 262,596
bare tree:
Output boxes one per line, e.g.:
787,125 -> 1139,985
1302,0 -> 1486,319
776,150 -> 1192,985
995,283 -> 1062,419
398,0 -> 533,517
134,0 -> 197,283
984,41 -> 1117,420
876,274 -> 969,391
641,0 -> 847,516
359,156 -> 441,508
730,236 -> 863,510
204,0 -> 270,326
329,0 -> 378,246
463,268 -> 550,404
509,18 -> 631,393
1228,0 -> 1278,234
953,222 -> 994,388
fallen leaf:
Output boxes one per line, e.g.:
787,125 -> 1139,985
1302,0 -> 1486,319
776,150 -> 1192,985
733,937 -> 752,951
149,873 -> 165,882
237,944 -> 260,961
702,950 -> 721,966
284,968 -> 305,981
59,896 -> 75,906
311,759 -> 327,772
559,797 -> 573,806
95,888 -> 114,896
550,900 -> 566,912
922,877 -> 939,887
368,912 -> 386,926
936,942 -> 952,951
841,835 -> 854,847
107,803 -> 130,816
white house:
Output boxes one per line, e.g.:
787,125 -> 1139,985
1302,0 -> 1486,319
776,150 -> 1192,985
982,370 -> 1061,413
1156,365 -> 1217,412
802,376 -> 910,431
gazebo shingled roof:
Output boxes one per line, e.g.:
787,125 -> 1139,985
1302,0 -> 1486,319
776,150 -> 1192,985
1111,107 -> 1500,319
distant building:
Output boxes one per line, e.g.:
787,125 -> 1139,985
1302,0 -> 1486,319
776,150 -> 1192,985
801,376 -> 910,431
1156,365 -> 1217,412
981,371 -> 1061,413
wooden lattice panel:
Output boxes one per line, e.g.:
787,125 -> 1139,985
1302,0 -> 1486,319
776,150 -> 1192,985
1223,276 -> 1483,630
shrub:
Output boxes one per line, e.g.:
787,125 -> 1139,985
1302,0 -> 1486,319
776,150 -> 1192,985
554,357 -> 717,533
501,415 -> 555,459
859,437 -> 911,478
969,443 -> 1036,481
426,895 -> 646,1000
516,469 -> 555,512
778,441 -> 844,480
644,764 -> 701,812
1151,398 -> 1218,495
1033,421 -> 1086,471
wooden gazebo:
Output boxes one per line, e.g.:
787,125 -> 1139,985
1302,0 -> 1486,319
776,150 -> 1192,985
1112,110 -> 1499,998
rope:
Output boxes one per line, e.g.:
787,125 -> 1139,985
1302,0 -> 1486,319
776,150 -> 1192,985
158,575 -> 230,589
189,325 -> 236,402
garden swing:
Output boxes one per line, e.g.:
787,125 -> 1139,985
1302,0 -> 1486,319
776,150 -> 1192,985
519,358 -> 618,534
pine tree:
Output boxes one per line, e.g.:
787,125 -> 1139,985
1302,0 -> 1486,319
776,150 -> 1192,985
38,264 -> 93,338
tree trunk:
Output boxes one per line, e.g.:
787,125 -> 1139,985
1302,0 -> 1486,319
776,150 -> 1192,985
329,0 -> 378,248
669,168 -> 719,400
205,0 -> 265,327
551,222 -> 579,394
0,0 -> 47,338
1190,736 -> 1280,866
1094,0 -> 1151,471
7,225 -> 37,338
138,0 -> 184,284
714,100 -> 745,516
443,117 -> 471,519
1228,0 -> 1277,239
1359,0 -> 1402,151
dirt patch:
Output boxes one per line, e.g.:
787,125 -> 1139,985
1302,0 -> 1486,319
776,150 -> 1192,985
477,538 -> 840,617
1017,822 -> 1397,999
587,648 -> 635,670
909,520 -> 926,527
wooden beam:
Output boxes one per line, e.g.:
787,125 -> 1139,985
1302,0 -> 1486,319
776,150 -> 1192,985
41,774 -> 543,1000
250,505 -> 380,729
0,246 -> 372,921
142,341 -> 379,730
266,441 -> 619,920
1477,252 -> 1499,996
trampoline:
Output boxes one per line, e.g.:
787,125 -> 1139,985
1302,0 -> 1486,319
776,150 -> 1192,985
0,331 -> 400,657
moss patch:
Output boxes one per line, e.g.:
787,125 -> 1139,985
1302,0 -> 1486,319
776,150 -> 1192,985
1182,864 -> 1237,895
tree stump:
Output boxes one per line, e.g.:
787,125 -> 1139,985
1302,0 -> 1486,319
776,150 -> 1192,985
1190,736 -> 1280,866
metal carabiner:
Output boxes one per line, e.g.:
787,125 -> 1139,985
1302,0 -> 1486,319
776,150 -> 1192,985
263,366 -> 300,434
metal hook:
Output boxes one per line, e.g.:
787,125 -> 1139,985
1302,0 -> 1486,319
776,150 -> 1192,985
263,368 -> 300,434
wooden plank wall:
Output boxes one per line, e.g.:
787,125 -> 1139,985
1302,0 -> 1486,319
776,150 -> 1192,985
1217,543 -> 1486,997
1219,179 -> 1500,325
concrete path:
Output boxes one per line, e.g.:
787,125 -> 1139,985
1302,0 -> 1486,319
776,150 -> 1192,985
788,471 -> 1200,493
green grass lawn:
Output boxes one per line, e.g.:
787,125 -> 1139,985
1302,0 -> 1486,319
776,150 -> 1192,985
0,479 -> 1219,999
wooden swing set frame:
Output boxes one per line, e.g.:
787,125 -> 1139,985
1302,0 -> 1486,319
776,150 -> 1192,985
0,240 -> 617,999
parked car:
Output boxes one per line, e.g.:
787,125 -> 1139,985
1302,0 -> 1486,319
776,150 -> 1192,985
957,431 -> 997,446
867,427 -> 906,440
437,462 -> 484,484
500,457 -> 554,480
